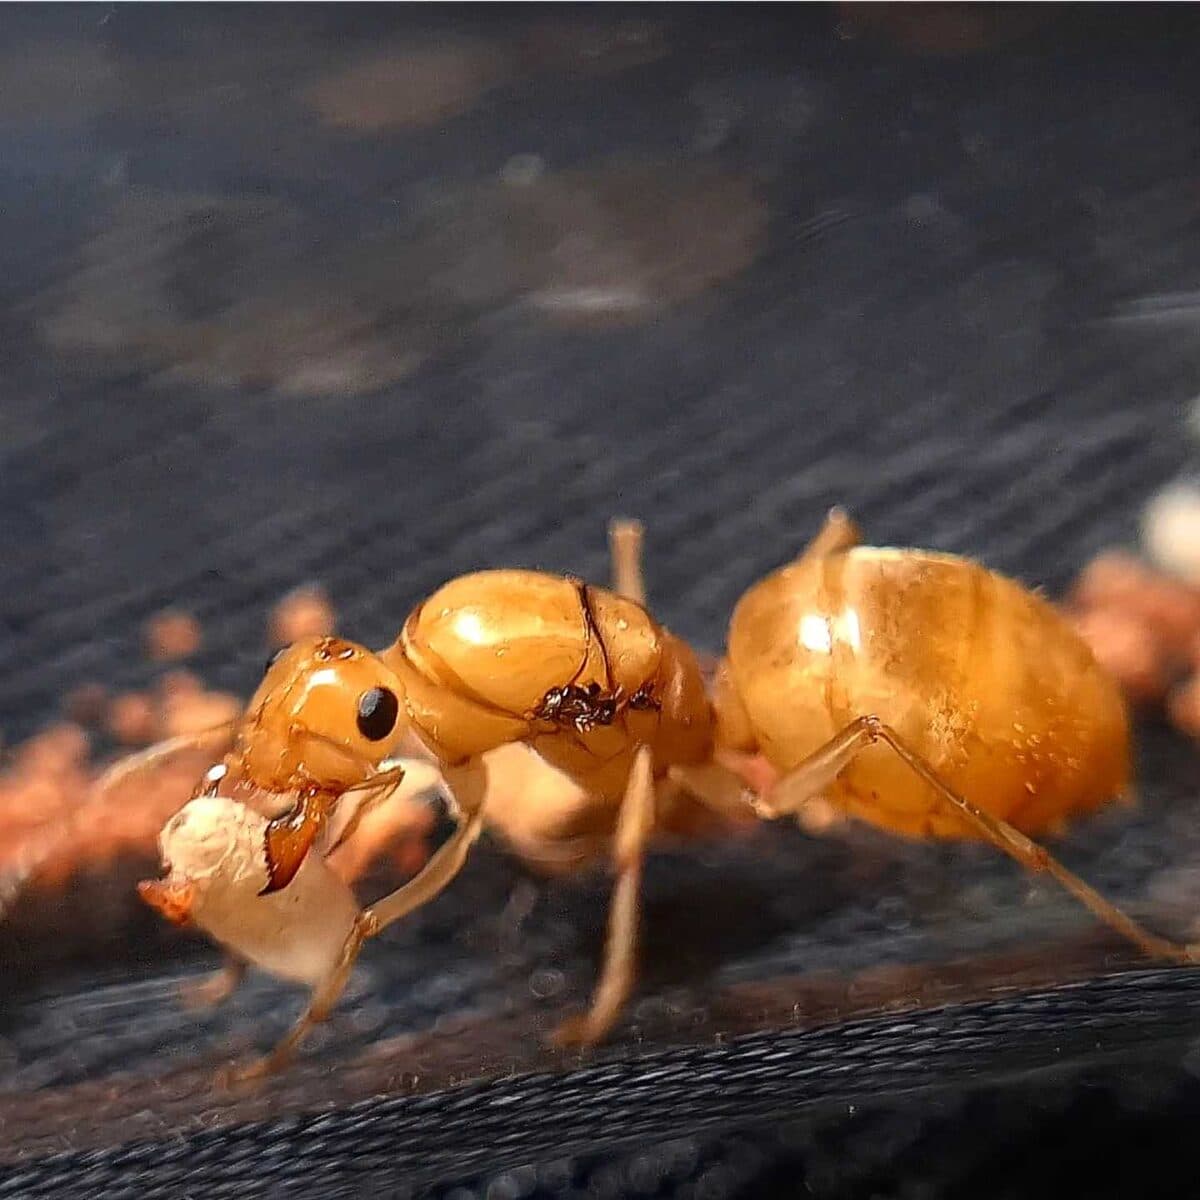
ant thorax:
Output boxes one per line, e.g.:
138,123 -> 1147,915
530,681 -> 661,735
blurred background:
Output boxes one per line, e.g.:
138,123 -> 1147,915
3,4 -> 1200,1197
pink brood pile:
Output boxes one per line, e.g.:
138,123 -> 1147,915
1066,496 -> 1200,737
1066,551 -> 1200,714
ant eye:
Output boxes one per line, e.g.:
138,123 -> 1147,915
356,687 -> 398,741
264,646 -> 288,675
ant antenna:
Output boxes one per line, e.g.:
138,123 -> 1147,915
92,720 -> 239,798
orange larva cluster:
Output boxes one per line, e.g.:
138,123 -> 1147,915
0,585 -> 431,905
93,607 -> 240,746
144,609 -> 203,662
268,585 -> 336,648
99,670 -> 243,748
1065,550 -> 1200,735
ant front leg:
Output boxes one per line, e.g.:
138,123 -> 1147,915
227,911 -> 376,1084
325,760 -> 446,885
230,805 -> 487,1083
552,744 -> 656,1049
758,716 -> 1200,966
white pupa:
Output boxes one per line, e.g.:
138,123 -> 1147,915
149,793 -> 360,987
144,757 -> 449,987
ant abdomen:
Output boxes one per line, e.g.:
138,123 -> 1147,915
723,547 -> 1129,838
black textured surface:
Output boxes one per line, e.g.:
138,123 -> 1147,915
4,970 -> 1200,1199
4,4 -> 1200,1196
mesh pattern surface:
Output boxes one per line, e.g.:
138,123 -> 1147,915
3,5 -> 1200,1196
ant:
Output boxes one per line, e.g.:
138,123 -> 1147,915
138,511 -> 1200,1079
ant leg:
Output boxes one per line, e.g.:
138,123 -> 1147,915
760,716 -> 1199,965
231,808 -> 487,1082
667,761 -> 759,824
94,722 -> 238,796
609,519 -> 646,606
182,955 -> 247,1011
362,806 -> 486,929
228,911 -> 376,1083
797,506 -> 861,563
552,744 -> 655,1048
326,760 -> 446,885
607,505 -> 858,605
496,878 -> 542,951
672,756 -> 843,836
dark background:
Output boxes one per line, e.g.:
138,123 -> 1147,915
3,4 -> 1200,1197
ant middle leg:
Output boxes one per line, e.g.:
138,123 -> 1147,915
758,716 -> 1199,965
552,744 -> 656,1048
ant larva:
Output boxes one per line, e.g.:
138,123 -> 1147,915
138,511 -> 1200,1080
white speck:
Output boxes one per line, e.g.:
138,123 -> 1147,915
1143,482 -> 1200,583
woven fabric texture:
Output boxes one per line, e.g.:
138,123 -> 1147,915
3,6 -> 1200,1197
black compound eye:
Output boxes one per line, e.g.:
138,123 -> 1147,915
264,646 -> 288,675
356,687 -> 399,741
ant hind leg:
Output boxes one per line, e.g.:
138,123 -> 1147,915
758,716 -> 1200,966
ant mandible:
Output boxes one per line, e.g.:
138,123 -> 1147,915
139,511 -> 1200,1078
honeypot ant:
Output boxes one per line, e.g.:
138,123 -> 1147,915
138,511 -> 1200,1079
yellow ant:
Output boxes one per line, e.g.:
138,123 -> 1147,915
138,511 -> 1200,1079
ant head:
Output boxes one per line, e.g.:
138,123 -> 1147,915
238,636 -> 409,792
